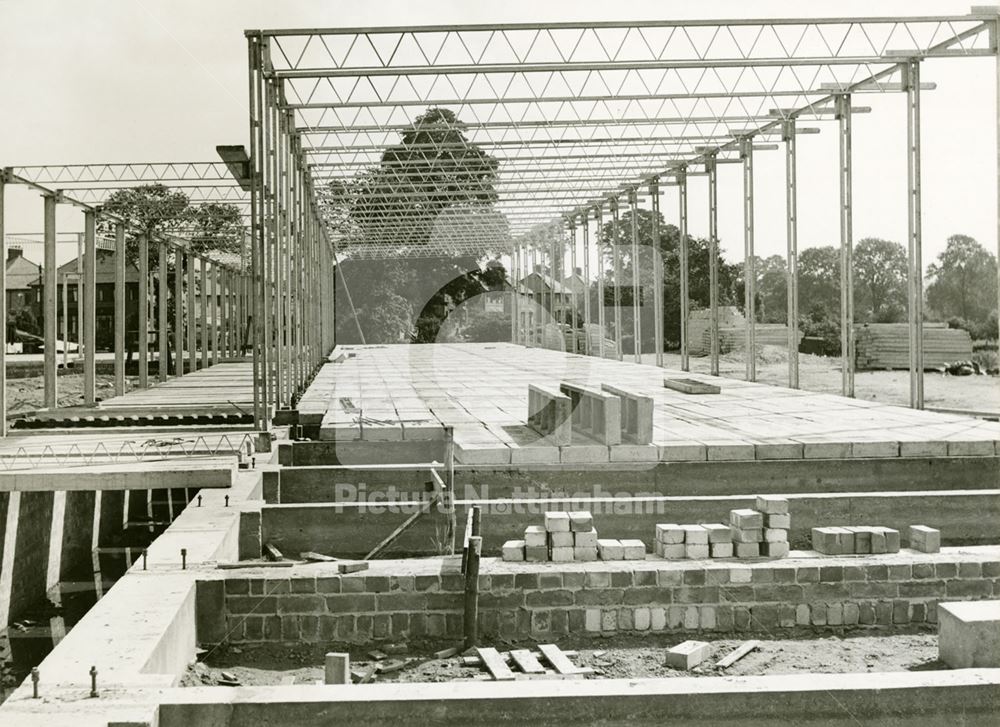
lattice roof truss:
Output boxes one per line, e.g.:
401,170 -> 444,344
247,12 -> 996,259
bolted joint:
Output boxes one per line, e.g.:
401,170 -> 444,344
833,94 -> 851,120
781,119 -> 796,143
738,136 -> 754,160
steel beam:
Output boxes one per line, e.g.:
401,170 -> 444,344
82,211 -> 96,406
783,120 -> 800,389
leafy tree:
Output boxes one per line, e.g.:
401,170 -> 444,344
926,234 -> 998,327
854,237 -> 908,323
797,246 -> 840,318
325,107 -> 510,344
755,254 -> 788,324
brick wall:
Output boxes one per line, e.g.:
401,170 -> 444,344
214,549 -> 1000,645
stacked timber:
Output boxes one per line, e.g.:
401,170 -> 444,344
854,323 -> 972,370
687,307 -> 800,355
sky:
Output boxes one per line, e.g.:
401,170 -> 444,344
0,0 -> 997,270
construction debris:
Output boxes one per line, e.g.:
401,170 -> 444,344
263,543 -> 284,561
716,640 -> 761,669
665,640 -> 711,670
300,551 -> 338,562
337,562 -> 369,574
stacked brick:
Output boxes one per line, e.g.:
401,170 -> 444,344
812,526 -> 901,555
654,496 -> 789,561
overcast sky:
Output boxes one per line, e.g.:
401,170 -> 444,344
1,0 -> 996,269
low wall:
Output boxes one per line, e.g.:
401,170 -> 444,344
210,547 -> 1000,646
158,670 -> 1000,727
256,490 -> 1000,559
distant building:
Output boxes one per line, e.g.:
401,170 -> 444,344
5,247 -> 40,317
29,249 -> 140,350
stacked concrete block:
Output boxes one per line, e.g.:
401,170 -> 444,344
653,523 -> 686,559
812,526 -> 901,555
702,523 -> 734,558
654,523 -> 722,560
729,508 -> 763,558
504,511 -> 606,562
908,525 -> 941,553
755,496 -> 790,559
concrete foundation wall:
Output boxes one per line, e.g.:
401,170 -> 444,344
98,490 -> 125,546
60,490 -> 95,580
7,491 -> 54,622
158,671 -> 1000,727
278,440 -> 446,467
271,456 -> 1000,503
258,490 -> 1000,559
214,549 -> 1000,646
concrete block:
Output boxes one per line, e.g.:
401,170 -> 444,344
765,513 -> 790,529
939,600 -> 1000,668
658,443 -> 707,461
735,542 -> 760,559
568,511 -> 594,532
665,640 -> 711,669
610,444 -> 659,462
574,528 -> 598,548
502,540 -> 525,562
762,541 -> 789,559
550,546 -> 574,562
869,528 -> 888,554
585,608 -> 602,632
846,526 -> 871,554
803,441 -> 852,459
680,524 -> 708,544
525,545 -> 548,562
324,652 -> 350,684
650,607 -> 667,631
702,523 -> 732,543
574,546 -> 599,562
729,509 -> 763,529
909,525 -> 941,553
548,531 -> 574,548
764,528 -> 787,543
620,539 -> 646,560
706,443 -> 755,461
602,609 -> 617,631
544,511 -> 570,532
655,523 -> 685,544
812,526 -> 852,555
560,445 -> 610,464
634,607 -> 651,630
875,526 -> 901,553
755,495 -> 789,514
655,542 -> 686,560
598,539 -> 624,560
685,543 -> 709,560
731,528 -> 762,543
710,542 -> 734,559
524,525 -> 547,548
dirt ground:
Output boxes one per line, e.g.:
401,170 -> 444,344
643,346 -> 1000,413
182,627 -> 941,687
4,373 -> 134,414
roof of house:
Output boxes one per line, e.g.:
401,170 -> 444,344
30,249 -> 140,286
520,271 -> 570,295
6,254 -> 41,291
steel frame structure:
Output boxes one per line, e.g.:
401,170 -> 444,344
0,164 -> 253,434
245,9 -> 1000,415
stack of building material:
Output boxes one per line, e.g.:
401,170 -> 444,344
729,509 -> 764,558
854,323 -> 972,370
653,523 -> 732,559
755,496 -> 790,559
502,511 -> 601,562
811,526 -> 901,554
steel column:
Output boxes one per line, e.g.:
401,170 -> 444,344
43,194 -> 57,409
678,167 -> 690,372
82,211 -> 96,405
582,214 -> 592,355
594,208 -> 606,358
906,61 -> 924,409
248,33 -> 266,429
707,153 -> 720,377
650,180 -> 664,367
742,138 -> 757,381
186,253 -> 196,372
157,241 -> 168,382
628,189 -> 642,364
610,199 -> 623,360
570,222 -> 579,351
137,234 -> 149,388
174,248 -> 184,376
0,176 -> 5,435
199,258 -> 208,370
211,262 -> 219,367
837,94 -> 855,398
783,119 -> 800,389
111,223 -> 126,396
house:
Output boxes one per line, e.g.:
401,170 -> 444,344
5,247 -> 40,318
29,249 -> 141,350
518,267 -> 574,322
